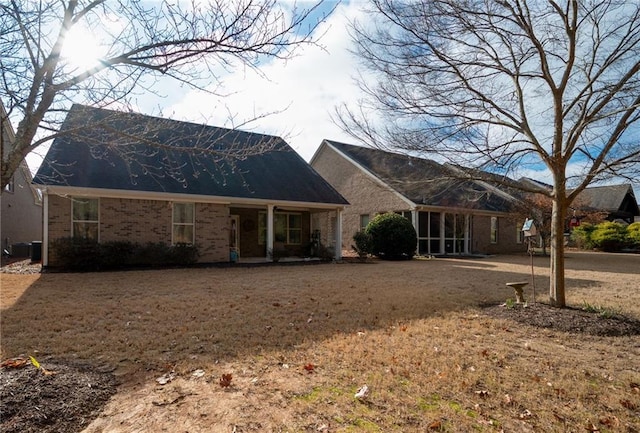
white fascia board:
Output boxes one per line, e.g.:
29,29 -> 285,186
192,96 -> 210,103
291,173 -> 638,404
323,140 -> 416,209
36,185 -> 345,210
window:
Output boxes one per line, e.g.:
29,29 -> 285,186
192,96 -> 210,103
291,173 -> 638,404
360,214 -> 370,231
259,211 -> 302,244
173,202 -> 194,244
4,177 -> 14,193
490,217 -> 498,244
72,198 -> 99,240
516,222 -> 524,244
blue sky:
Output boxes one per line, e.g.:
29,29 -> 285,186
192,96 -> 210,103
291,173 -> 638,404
24,0 -> 639,199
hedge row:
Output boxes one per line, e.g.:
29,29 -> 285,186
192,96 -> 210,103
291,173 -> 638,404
571,221 -> 640,252
50,237 -> 199,270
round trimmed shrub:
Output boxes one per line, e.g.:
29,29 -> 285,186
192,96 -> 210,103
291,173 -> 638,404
570,223 -> 595,250
627,222 -> 640,248
365,212 -> 416,260
590,221 -> 627,252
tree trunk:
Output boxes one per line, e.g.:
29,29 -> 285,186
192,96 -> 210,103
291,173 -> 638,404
549,194 -> 568,307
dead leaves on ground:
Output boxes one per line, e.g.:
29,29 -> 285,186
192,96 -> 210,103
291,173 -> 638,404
1,356 -> 57,375
219,373 -> 233,388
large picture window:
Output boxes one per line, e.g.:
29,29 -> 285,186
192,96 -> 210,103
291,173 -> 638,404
72,198 -> 99,240
259,211 -> 302,245
173,202 -> 195,244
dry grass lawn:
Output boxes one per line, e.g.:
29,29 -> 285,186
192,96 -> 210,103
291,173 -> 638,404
1,251 -> 639,432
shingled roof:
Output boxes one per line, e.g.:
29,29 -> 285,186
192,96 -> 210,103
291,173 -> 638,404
324,140 -> 517,212
572,184 -> 639,222
33,105 -> 348,205
574,184 -> 635,212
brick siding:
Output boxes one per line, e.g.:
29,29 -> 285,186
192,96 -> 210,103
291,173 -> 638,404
46,195 -> 229,265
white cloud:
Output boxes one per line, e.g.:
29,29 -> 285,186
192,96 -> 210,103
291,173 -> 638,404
167,2 -> 364,161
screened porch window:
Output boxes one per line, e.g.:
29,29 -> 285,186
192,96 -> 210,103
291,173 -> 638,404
72,197 -> 99,240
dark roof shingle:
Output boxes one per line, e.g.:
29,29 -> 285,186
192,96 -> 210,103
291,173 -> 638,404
34,105 -> 348,205
324,140 -> 515,212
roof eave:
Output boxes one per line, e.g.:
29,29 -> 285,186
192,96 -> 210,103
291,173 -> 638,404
35,185 -> 347,210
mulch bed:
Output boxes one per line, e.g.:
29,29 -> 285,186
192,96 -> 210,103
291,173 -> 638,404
0,359 -> 116,433
482,301 -> 640,336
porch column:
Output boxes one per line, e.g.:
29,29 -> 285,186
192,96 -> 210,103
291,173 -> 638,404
266,204 -> 274,261
42,191 -> 49,266
464,214 -> 470,254
440,212 -> 446,254
412,209 -> 418,254
334,208 -> 343,260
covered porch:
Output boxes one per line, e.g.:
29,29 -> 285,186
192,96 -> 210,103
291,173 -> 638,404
229,203 -> 343,262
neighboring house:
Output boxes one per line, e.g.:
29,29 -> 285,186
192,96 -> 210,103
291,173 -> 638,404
1,101 -> 42,257
33,105 -> 348,267
310,140 -> 525,256
571,184 -> 639,224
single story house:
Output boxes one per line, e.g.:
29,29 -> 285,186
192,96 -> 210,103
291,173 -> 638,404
571,184 -> 639,224
1,100 -> 42,258
33,105 -> 348,267
310,140 -> 525,256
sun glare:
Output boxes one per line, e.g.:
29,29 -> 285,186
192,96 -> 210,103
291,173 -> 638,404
61,26 -> 103,72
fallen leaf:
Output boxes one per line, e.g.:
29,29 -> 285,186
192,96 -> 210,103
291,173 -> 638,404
620,399 -> 637,410
156,371 -> 176,385
219,373 -> 233,388
428,419 -> 442,430
303,363 -> 315,373
599,416 -> 619,428
584,420 -> 599,431
354,384 -> 369,399
0,357 -> 29,369
519,409 -> 532,419
191,369 -> 205,378
503,394 -> 514,406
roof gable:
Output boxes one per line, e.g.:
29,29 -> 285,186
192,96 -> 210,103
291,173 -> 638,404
574,184 -> 639,215
323,140 -> 516,212
33,105 -> 347,205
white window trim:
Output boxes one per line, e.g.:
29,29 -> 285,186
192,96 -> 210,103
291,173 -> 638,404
259,211 -> 303,245
71,197 -> 100,241
172,202 -> 195,245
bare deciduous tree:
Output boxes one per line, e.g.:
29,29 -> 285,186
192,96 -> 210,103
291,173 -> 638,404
337,0 -> 640,307
1,0 -> 334,190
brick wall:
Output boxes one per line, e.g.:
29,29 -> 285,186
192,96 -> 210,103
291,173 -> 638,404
46,195 -> 229,265
472,215 -> 525,254
196,203 -> 229,262
312,146 -> 410,249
